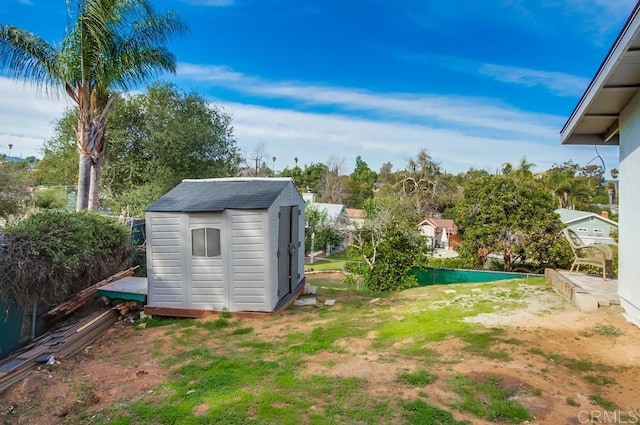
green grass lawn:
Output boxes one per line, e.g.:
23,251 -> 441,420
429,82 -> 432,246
304,250 -> 348,272
37,275 -> 624,425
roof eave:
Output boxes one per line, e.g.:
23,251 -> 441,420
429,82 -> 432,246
561,1 -> 640,145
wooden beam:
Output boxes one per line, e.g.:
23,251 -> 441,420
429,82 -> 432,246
562,134 -> 620,145
602,84 -> 640,90
603,119 -> 620,143
583,113 -> 619,118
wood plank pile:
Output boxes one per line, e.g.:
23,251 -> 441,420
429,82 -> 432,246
43,267 -> 138,322
0,308 -> 119,394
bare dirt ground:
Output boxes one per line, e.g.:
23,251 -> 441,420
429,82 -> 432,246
2,273 -> 640,425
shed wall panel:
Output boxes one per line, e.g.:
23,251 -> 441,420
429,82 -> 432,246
228,210 -> 267,310
147,213 -> 185,308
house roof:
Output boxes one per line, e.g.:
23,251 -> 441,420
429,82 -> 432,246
555,208 -> 619,227
146,178 -> 294,212
561,2 -> 640,145
312,203 -> 346,221
418,217 -> 456,230
346,208 -> 366,219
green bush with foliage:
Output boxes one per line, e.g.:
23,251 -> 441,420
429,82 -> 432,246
0,211 -> 132,307
426,256 -> 476,270
34,187 -> 68,210
344,197 -> 430,292
454,174 -> 572,272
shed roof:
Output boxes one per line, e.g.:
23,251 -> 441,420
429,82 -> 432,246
561,2 -> 640,145
146,178 -> 294,212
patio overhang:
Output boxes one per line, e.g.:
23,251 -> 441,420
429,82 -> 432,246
561,3 -> 640,146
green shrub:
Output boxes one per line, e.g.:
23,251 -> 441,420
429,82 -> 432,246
345,198 -> 429,292
34,187 -> 67,210
0,211 -> 133,307
426,256 -> 475,269
592,195 -> 609,205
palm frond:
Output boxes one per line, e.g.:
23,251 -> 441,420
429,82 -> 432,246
0,25 -> 62,90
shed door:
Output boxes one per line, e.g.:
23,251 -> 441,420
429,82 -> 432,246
188,216 -> 226,310
277,206 -> 299,299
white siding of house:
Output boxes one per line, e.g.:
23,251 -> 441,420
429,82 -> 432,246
146,213 -> 185,308
188,214 -> 227,310
618,90 -> 640,326
566,218 -> 617,245
228,210 -> 268,311
420,225 -> 436,239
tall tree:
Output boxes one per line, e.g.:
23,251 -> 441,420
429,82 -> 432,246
544,161 -> 594,210
320,156 -> 346,204
454,174 -> 569,272
346,155 -> 377,208
392,149 -> 459,215
37,83 -> 239,216
0,0 -> 186,211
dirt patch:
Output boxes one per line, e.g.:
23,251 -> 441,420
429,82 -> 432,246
2,276 -> 640,425
0,322 -> 171,424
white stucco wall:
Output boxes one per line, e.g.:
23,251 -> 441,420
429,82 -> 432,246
618,90 -> 640,326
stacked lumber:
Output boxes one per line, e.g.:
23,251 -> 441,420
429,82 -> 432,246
43,267 -> 138,321
0,308 -> 119,394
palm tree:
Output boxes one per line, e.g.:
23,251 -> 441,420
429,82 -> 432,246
0,0 -> 186,210
515,157 -> 536,179
610,168 -> 619,205
501,162 -> 513,175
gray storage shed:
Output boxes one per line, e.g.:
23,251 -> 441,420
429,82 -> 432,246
144,177 -> 305,316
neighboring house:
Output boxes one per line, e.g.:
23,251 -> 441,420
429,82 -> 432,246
144,177 -> 305,316
314,202 -> 348,223
418,218 -> 457,250
345,208 -> 366,228
301,193 -> 349,223
560,2 -> 640,327
555,208 -> 618,245
303,193 -> 351,252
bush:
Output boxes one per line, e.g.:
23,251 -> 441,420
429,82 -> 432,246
344,197 -> 431,292
0,211 -> 133,307
34,187 -> 67,210
427,256 -> 477,270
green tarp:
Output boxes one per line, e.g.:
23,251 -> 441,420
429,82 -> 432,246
409,267 -> 538,286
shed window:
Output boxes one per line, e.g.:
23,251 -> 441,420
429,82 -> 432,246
593,228 -> 604,234
191,228 -> 221,257
577,228 -> 588,233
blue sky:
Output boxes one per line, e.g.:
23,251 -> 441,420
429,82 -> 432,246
0,0 -> 635,175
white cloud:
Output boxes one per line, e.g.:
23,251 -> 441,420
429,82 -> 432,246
0,72 -> 618,176
223,102 -> 618,174
177,64 -> 562,140
478,63 -> 591,97
0,77 -> 70,158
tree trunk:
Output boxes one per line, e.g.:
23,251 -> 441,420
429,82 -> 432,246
76,152 -> 91,211
88,158 -> 101,210
503,253 -> 512,272
86,96 -> 114,210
